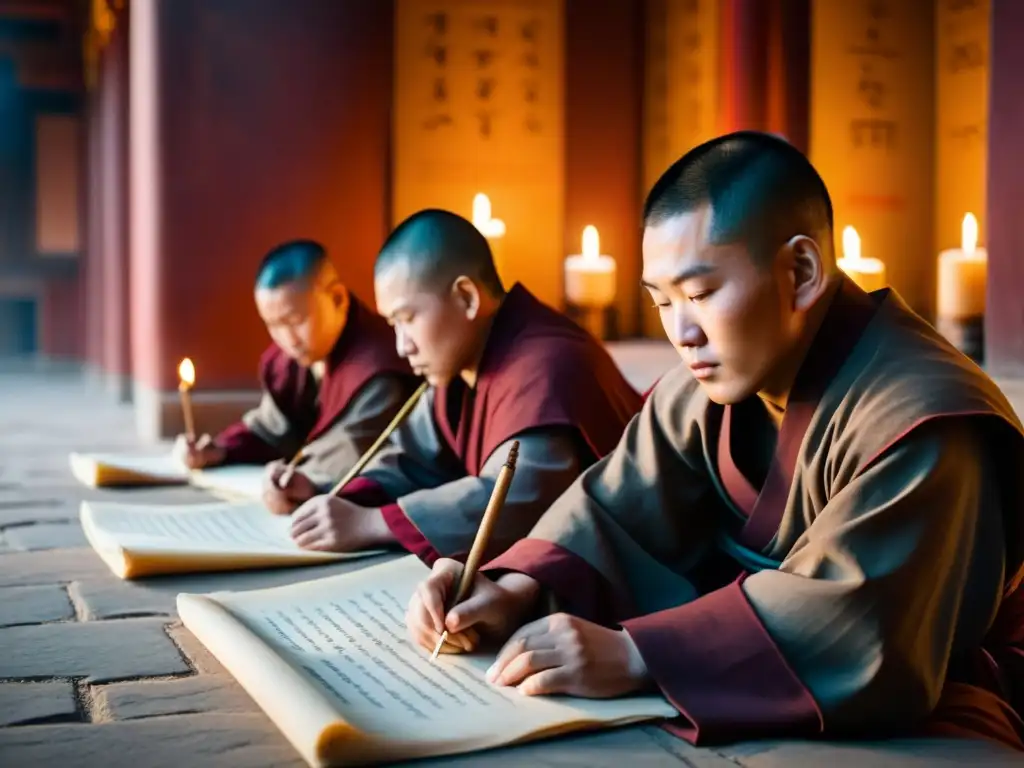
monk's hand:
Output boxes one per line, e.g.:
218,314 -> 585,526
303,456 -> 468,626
262,461 -> 317,516
289,495 -> 390,552
405,558 -> 540,656
173,433 -> 225,470
486,613 -> 650,699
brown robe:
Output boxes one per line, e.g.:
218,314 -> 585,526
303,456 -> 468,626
485,278 -> 1024,751
215,296 -> 420,485
338,283 -> 644,564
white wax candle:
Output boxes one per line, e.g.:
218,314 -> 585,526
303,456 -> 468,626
565,225 -> 616,307
837,225 -> 887,293
937,213 -> 987,320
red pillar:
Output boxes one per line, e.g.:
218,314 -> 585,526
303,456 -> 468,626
129,0 -> 393,441
82,72 -> 104,377
719,0 -> 768,133
718,0 -> 809,152
98,7 -> 131,399
985,0 -> 1024,376
564,0 -> 644,335
764,0 -> 810,153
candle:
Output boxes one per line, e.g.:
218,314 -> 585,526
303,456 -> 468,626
837,226 -> 886,293
177,357 -> 197,441
471,193 -> 508,284
565,225 -> 617,307
936,212 -> 987,360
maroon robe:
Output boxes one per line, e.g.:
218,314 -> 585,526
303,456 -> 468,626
339,283 -> 643,563
215,295 -> 417,464
484,278 -> 1024,751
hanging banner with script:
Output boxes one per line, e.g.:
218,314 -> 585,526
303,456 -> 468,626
935,0 -> 988,252
809,0 -> 935,316
641,0 -> 720,337
393,0 -> 565,307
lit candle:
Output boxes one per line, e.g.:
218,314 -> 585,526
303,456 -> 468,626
564,225 -> 617,307
837,226 -> 886,293
936,212 -> 987,360
177,357 -> 197,441
471,193 -> 508,284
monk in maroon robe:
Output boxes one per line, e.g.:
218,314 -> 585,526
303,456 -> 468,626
288,209 -> 642,562
406,133 -> 1024,753
173,239 -> 419,514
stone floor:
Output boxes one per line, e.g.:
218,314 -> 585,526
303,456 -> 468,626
0,352 -> 1021,767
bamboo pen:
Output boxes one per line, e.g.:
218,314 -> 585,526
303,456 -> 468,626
431,440 -> 520,661
276,447 -> 306,488
327,380 -> 429,496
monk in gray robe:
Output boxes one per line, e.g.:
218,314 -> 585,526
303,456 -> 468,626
289,210 -> 642,561
406,132 -> 1024,752
173,239 -> 418,514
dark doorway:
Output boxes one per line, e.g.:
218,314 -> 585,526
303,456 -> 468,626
0,297 -> 37,355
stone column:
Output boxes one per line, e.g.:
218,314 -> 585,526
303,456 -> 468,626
129,0 -> 393,441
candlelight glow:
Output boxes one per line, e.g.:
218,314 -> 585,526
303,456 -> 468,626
472,193 -> 492,226
178,358 -> 195,387
582,225 -> 600,261
842,226 -> 861,261
962,212 -> 978,257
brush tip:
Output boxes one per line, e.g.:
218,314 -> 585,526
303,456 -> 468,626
506,440 -> 519,468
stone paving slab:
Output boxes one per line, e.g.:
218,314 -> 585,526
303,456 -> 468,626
3,521 -> 89,550
0,498 -> 79,527
0,584 -> 75,626
721,737 -> 1023,766
0,681 -> 79,726
0,617 -> 190,683
0,713 -> 306,768
0,547 -> 114,587
94,676 -> 261,720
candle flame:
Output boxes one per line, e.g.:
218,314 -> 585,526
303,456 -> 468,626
842,226 -> 861,261
582,225 -> 600,261
178,357 -> 195,387
962,212 -> 978,257
472,193 -> 492,226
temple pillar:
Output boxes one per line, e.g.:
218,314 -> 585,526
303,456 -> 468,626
564,0 -> 644,337
82,76 -> 104,378
129,0 -> 393,441
985,0 -> 1024,375
98,6 -> 131,399
718,0 -> 767,133
764,0 -> 810,153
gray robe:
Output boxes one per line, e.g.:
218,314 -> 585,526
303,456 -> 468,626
341,388 -> 583,562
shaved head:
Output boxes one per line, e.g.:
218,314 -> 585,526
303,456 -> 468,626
644,131 -> 834,264
255,239 -> 338,290
375,209 -> 504,296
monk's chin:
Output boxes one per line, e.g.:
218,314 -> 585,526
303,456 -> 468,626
696,378 -> 751,406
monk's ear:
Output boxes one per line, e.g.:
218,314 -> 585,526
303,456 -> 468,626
327,281 -> 348,310
784,235 -> 827,312
450,275 -> 482,320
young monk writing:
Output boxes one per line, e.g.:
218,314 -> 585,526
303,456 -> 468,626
173,239 -> 419,515
288,209 -> 642,561
406,132 -> 1024,751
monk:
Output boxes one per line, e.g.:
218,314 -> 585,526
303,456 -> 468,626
173,239 -> 419,514
406,132 -> 1024,752
288,209 -> 643,562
